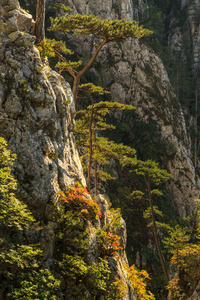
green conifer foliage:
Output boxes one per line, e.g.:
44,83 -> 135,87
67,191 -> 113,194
0,137 -> 34,230
74,83 -> 136,195
131,160 -> 172,282
163,224 -> 200,297
0,138 -> 61,299
49,8 -> 152,100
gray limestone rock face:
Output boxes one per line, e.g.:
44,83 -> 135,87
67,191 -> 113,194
95,194 -> 109,227
0,0 -> 86,219
163,1 -> 200,72
87,194 -> 136,300
53,0 -> 200,218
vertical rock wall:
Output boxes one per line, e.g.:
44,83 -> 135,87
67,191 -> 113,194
53,0 -> 200,217
0,0 -> 85,219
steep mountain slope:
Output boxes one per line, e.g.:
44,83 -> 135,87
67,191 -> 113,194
2,0 -> 200,298
0,1 -> 139,299
50,0 -> 200,218
0,0 -> 85,219
164,0 -> 200,69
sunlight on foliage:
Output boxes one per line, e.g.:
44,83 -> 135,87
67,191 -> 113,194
97,229 -> 123,257
59,184 -> 101,224
125,264 -> 155,300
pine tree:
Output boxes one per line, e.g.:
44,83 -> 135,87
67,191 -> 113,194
164,222 -> 200,297
49,8 -> 153,100
74,83 -> 136,195
131,159 -> 172,282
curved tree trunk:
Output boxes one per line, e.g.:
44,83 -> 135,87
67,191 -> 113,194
35,0 -> 46,44
72,39 -> 107,101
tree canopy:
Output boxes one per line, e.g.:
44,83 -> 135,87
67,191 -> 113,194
75,83 -> 136,194
49,9 -> 153,100
49,13 -> 153,41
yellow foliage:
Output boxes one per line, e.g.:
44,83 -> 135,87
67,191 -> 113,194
125,264 -> 155,300
167,274 -> 183,300
170,244 -> 200,294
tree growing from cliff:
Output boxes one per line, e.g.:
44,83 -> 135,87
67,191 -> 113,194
75,83 -> 136,195
163,222 -> 200,297
49,8 -> 153,101
131,160 -> 172,282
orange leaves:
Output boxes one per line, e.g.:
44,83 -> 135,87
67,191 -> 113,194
97,210 -> 102,218
59,184 -> 100,224
97,230 -> 123,257
82,187 -> 89,194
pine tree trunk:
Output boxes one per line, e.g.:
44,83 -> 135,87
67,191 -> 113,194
147,178 -> 169,282
72,75 -> 81,103
94,158 -> 98,197
194,78 -> 198,168
72,39 -> 107,101
87,92 -> 94,192
94,122 -> 98,197
35,0 -> 46,44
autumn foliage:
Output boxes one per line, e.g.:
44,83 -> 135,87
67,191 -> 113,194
125,264 -> 155,300
97,229 -> 123,257
59,184 -> 101,223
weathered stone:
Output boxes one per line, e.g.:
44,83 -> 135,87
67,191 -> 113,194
96,194 -> 109,227
87,225 -> 99,264
107,256 -> 136,300
59,0 -> 200,218
5,19 -> 18,35
15,8 -> 35,33
5,0 -> 20,11
22,32 -> 35,47
0,0 -> 86,219
8,30 -> 22,42
4,92 -> 22,118
40,222 -> 56,261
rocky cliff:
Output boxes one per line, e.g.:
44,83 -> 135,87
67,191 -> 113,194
3,0 -> 200,297
0,0 -> 86,220
49,0 -> 200,218
165,0 -> 200,70
0,0 -> 137,299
